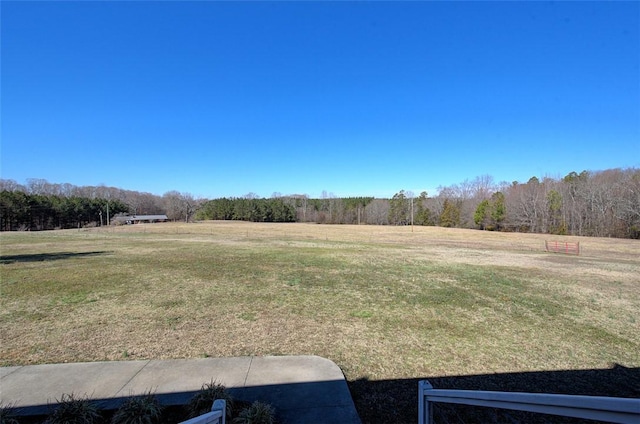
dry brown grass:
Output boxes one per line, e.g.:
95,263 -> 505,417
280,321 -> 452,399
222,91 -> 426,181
1,222 -> 638,422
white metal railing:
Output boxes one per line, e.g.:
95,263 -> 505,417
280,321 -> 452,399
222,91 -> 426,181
179,399 -> 226,424
419,380 -> 640,424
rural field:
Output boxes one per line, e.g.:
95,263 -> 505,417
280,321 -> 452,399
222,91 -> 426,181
1,222 -> 639,422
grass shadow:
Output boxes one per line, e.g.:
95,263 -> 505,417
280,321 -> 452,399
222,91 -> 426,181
348,364 -> 640,423
0,251 -> 109,264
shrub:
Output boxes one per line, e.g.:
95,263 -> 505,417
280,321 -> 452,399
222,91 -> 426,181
111,392 -> 162,424
187,380 -> 234,420
45,393 -> 101,424
233,401 -> 275,424
0,402 -> 20,424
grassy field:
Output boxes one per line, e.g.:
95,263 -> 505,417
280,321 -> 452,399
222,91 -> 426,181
1,222 -> 639,422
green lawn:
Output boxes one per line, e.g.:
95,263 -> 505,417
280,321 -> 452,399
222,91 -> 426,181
1,222 -> 638,422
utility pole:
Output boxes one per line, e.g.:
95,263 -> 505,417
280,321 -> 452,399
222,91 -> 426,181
411,196 -> 414,232
99,210 -> 103,227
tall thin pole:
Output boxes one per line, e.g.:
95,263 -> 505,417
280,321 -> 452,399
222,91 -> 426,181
411,197 -> 414,232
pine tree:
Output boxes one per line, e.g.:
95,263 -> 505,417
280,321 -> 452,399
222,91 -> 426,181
440,199 -> 461,227
490,192 -> 506,230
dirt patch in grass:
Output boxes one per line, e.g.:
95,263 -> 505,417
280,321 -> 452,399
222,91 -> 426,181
1,222 -> 638,422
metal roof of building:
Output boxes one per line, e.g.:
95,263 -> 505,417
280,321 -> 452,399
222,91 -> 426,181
113,215 -> 168,221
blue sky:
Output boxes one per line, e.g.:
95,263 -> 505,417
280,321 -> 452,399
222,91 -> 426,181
2,1 -> 639,199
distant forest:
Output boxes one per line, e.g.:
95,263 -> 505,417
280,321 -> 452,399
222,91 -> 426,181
1,167 -> 639,238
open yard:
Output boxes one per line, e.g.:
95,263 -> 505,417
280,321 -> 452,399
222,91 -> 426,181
1,222 -> 639,422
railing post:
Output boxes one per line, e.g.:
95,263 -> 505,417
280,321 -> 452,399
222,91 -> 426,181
178,398 -> 226,424
417,385 -> 640,423
419,380 -> 434,424
212,399 -> 226,424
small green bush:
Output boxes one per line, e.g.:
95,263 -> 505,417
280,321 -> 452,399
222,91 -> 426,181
111,392 -> 162,424
187,380 -> 234,420
45,393 -> 101,424
233,401 -> 275,424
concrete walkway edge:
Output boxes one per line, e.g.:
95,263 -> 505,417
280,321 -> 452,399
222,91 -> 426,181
0,355 -> 361,424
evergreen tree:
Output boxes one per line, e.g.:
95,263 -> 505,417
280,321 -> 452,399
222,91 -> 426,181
414,192 -> 433,226
439,199 -> 461,227
490,192 -> 506,230
388,190 -> 408,225
474,199 -> 490,229
546,189 -> 565,234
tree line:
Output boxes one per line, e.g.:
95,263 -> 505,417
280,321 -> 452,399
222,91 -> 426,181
0,190 -> 129,231
193,196 -> 375,224
1,168 -> 638,238
378,168 -> 639,239
0,179 -> 196,230
195,197 -> 296,222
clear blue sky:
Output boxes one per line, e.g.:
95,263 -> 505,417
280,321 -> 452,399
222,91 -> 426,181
2,1 -> 639,199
